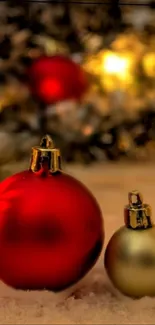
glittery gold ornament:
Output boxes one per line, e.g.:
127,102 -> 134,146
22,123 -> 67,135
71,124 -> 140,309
104,191 -> 155,298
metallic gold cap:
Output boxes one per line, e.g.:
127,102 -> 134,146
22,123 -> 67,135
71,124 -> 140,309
124,190 -> 153,229
29,135 -> 61,174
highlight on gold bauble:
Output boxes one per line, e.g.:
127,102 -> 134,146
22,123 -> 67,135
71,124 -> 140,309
104,191 -> 155,298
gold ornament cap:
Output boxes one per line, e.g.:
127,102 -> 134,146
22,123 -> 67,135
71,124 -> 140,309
29,135 -> 61,173
124,190 -> 153,229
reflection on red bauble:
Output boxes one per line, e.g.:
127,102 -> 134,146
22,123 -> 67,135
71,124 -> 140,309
28,55 -> 89,104
0,136 -> 104,291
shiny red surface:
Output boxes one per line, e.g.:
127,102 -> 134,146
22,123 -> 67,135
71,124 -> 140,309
0,170 -> 104,291
28,55 -> 89,103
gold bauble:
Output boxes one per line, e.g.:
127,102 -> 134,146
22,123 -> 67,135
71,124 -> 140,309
104,191 -> 155,298
142,52 -> 155,77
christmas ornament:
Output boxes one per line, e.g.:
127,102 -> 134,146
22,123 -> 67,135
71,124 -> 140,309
0,135 -> 103,291
104,191 -> 155,298
28,55 -> 89,104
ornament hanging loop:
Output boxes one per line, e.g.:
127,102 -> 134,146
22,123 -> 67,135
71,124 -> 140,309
128,191 -> 143,207
30,135 -> 61,174
124,190 -> 153,230
40,135 -> 55,149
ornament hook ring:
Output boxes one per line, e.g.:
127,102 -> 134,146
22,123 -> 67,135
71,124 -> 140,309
128,191 -> 143,207
40,135 -> 54,149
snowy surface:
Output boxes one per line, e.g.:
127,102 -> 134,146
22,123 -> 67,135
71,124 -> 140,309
1,162 -> 155,324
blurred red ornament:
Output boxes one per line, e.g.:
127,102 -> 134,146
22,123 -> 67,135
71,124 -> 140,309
0,135 -> 104,291
28,55 -> 89,104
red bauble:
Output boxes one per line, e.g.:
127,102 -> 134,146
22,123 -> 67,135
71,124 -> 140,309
0,136 -> 104,291
28,55 -> 89,104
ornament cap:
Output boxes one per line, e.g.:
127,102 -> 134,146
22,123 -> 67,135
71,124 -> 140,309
124,190 -> 153,229
30,135 -> 61,174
